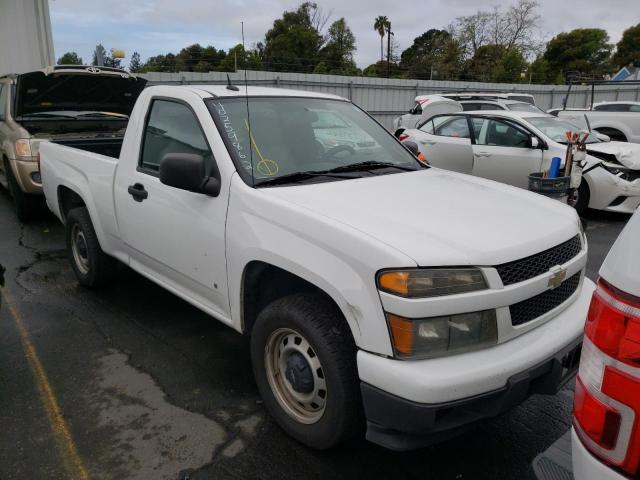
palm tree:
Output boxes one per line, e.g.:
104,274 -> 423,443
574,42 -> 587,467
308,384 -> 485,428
374,16 -> 389,63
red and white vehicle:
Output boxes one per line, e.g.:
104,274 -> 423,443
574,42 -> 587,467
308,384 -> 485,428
572,208 -> 640,479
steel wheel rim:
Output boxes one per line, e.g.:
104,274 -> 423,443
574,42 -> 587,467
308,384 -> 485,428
71,224 -> 90,275
264,327 -> 327,424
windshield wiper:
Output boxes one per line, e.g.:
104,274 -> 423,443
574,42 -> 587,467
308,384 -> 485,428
255,170 -> 359,187
20,112 -> 78,119
76,112 -> 128,119
326,161 -> 418,173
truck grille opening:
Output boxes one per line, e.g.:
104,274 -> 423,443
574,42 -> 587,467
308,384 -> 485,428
496,235 -> 581,286
510,272 -> 581,326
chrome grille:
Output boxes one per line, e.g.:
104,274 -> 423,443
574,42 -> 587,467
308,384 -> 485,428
496,235 -> 582,286
510,272 -> 581,326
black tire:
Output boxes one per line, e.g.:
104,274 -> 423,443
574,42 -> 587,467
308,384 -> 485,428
4,158 -> 40,222
574,180 -> 590,216
250,293 -> 363,449
65,207 -> 118,287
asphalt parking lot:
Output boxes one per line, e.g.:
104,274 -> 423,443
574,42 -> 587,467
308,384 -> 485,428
0,189 -> 631,480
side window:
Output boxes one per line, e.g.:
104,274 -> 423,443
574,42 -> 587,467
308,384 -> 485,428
0,85 -> 6,121
140,100 -> 212,173
432,116 -> 470,138
476,118 -> 530,148
630,105 -> 640,112
419,119 -> 434,134
410,103 -> 423,115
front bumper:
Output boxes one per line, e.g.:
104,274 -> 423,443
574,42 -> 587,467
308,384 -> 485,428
586,167 -> 640,213
9,158 -> 42,194
358,277 -> 595,450
362,336 -> 583,450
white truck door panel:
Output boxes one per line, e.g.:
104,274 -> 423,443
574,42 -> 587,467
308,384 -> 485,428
412,115 -> 473,174
470,116 -> 544,189
114,97 -> 230,317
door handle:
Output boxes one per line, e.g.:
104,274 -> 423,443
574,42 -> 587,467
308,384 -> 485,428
419,140 -> 435,145
474,152 -> 492,157
128,183 -> 148,202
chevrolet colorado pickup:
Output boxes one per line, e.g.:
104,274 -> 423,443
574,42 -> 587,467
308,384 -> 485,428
0,65 -> 146,220
40,84 -> 594,450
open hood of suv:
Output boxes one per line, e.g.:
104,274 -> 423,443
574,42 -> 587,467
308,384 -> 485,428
15,69 -> 147,117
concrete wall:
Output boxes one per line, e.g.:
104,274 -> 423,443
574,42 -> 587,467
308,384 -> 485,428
141,70 -> 640,130
0,0 -> 55,75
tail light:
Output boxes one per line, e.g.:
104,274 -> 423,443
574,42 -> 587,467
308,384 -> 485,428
398,133 -> 409,141
574,279 -> 640,477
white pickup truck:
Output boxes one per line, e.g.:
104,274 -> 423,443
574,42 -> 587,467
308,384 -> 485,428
40,84 -> 594,451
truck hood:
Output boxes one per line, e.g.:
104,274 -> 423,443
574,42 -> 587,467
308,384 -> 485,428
587,142 -> 640,170
262,169 -> 580,266
15,70 -> 147,117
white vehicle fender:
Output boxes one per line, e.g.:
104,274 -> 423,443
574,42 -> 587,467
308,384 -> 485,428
225,178 -> 415,356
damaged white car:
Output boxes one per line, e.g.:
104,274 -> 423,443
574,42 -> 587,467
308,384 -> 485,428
397,106 -> 640,214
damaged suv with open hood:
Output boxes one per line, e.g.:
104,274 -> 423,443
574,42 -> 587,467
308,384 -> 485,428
0,65 -> 146,220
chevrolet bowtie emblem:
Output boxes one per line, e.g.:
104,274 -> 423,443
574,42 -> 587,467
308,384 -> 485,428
548,266 -> 567,289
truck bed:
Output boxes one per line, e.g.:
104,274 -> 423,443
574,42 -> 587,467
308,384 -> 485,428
53,136 -> 124,158
39,142 -> 122,255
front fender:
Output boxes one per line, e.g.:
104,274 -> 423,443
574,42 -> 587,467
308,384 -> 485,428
225,178 -> 417,356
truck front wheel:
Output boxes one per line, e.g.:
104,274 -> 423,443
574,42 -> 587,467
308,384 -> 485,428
65,207 -> 118,287
250,293 -> 363,449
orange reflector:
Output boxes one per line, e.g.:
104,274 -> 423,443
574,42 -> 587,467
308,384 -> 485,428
387,314 -> 414,355
379,272 -> 410,297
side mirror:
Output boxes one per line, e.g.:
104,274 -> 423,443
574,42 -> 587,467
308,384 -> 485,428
159,153 -> 221,197
403,140 -> 420,156
530,137 -> 540,149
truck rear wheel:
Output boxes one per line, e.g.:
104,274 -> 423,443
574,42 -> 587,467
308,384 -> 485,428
4,158 -> 40,222
65,207 -> 118,287
250,293 -> 363,449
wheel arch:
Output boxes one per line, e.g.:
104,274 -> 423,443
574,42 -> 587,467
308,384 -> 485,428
57,185 -> 87,223
240,260 -> 360,346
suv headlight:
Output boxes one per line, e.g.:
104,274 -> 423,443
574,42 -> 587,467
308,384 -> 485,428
377,268 -> 487,298
386,310 -> 498,360
15,139 -> 33,158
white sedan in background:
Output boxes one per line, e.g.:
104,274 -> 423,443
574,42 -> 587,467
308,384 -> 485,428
399,110 -> 640,214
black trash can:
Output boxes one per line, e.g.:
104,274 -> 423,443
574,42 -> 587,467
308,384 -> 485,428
528,172 -> 570,204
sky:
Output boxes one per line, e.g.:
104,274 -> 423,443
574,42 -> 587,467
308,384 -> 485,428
48,0 -> 640,69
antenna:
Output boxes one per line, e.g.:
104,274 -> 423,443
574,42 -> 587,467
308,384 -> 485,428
241,21 -> 255,187
226,73 -> 239,91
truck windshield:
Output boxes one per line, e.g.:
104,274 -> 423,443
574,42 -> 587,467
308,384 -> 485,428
207,97 -> 421,186
527,116 -> 601,144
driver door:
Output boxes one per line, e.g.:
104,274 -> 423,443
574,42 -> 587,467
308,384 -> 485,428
114,96 -> 231,318
411,114 -> 474,174
469,116 -> 544,188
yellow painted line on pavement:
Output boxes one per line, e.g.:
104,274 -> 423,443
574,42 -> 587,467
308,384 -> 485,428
2,288 -> 89,480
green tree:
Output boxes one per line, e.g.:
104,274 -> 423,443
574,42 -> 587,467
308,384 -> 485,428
263,2 -> 324,72
218,44 -> 263,72
128,52 -> 142,72
527,55 -> 552,83
399,29 -> 462,79
543,29 -> 613,80
139,53 -> 177,72
57,51 -> 83,65
318,18 -> 357,74
373,16 -> 389,63
493,47 -> 528,82
467,44 -> 507,81
613,23 -> 640,69
174,44 -> 226,72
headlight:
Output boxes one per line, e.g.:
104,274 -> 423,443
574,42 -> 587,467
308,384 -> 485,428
377,268 -> 487,298
386,310 -> 498,360
15,139 -> 33,158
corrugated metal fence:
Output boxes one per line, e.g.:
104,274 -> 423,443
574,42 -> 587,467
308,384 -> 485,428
141,70 -> 640,130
